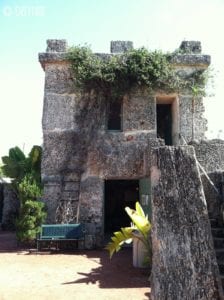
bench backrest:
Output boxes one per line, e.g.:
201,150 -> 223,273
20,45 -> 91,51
40,224 -> 84,239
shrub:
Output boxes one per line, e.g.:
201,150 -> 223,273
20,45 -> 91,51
16,200 -> 46,243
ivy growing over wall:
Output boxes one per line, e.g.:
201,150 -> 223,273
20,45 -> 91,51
66,45 -> 209,97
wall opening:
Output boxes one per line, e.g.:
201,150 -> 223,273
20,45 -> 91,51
104,180 -> 139,234
156,104 -> 172,145
156,96 -> 179,146
107,98 -> 122,130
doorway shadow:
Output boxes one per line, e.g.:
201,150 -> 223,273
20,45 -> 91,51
62,247 -> 151,291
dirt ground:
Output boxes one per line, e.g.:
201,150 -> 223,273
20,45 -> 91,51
0,232 -> 151,300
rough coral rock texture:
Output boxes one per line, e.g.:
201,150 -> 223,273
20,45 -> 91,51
39,39 -> 212,246
1,184 -> 19,230
190,139 -> 224,173
151,146 -> 221,300
201,171 -> 224,222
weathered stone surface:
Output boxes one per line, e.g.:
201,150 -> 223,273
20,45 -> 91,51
46,39 -> 67,52
110,41 -> 133,53
180,41 -> 202,54
201,172 -> 224,222
42,93 -> 77,130
179,95 -> 207,142
39,52 -> 67,70
123,91 -> 155,131
1,184 -> 19,230
42,182 -> 61,223
39,39 -> 215,245
79,176 -> 104,246
151,146 -> 221,299
42,130 -> 84,176
171,54 -> 211,66
86,133 -> 161,178
190,139 -> 224,173
44,63 -> 74,94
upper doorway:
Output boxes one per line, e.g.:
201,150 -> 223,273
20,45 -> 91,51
156,96 -> 179,146
156,104 -> 172,145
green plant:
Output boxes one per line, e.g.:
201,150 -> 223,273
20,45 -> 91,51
105,202 -> 152,265
18,174 -> 42,203
1,145 -> 45,240
1,145 -> 42,187
66,45 -> 209,97
15,170 -> 45,243
16,199 -> 46,242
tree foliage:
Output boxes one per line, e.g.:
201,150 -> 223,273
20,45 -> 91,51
1,145 -> 42,186
1,145 -> 46,242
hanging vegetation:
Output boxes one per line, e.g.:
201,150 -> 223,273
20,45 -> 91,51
66,45 -> 209,97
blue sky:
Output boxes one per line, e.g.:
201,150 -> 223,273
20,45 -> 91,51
0,0 -> 224,158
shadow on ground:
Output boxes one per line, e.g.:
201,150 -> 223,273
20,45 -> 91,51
62,247 -> 151,289
0,231 -> 151,297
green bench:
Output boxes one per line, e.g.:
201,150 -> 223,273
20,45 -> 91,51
37,223 -> 85,251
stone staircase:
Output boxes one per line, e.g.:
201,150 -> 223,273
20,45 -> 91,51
210,217 -> 224,291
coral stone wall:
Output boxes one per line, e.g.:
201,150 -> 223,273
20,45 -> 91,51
39,40 -> 210,245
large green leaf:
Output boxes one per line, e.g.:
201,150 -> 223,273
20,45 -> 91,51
105,227 -> 134,258
105,202 -> 152,268
125,205 -> 151,239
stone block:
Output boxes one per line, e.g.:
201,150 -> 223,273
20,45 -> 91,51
46,39 -> 67,52
42,183 -> 61,223
44,63 -> 75,94
123,92 -> 155,131
151,146 -> 221,299
42,93 -> 77,130
42,131 -> 84,175
180,41 -> 202,54
110,41 -> 133,53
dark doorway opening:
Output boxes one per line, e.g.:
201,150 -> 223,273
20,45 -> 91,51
107,99 -> 122,131
104,180 -> 139,234
156,104 -> 172,145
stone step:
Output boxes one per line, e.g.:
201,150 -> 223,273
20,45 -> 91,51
214,238 -> 224,248
210,219 -> 220,227
212,228 -> 224,238
216,249 -> 224,261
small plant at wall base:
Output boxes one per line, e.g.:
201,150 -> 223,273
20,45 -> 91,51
105,202 -> 152,269
1,146 -> 46,241
66,46 -> 209,97
16,175 -> 46,243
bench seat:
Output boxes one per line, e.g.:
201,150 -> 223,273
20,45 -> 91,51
37,223 -> 85,251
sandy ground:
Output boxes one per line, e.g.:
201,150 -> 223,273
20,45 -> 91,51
0,232 -> 150,300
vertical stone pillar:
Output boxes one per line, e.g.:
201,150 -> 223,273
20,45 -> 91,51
150,146 -> 221,299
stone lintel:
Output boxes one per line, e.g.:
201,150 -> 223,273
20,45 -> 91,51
110,41 -> 133,53
171,54 -> 211,67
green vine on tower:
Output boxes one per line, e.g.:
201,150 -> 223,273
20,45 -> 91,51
66,45 -> 209,97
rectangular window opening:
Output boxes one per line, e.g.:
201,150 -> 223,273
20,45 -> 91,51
107,99 -> 122,131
